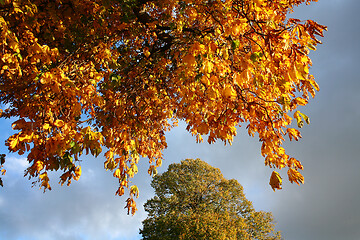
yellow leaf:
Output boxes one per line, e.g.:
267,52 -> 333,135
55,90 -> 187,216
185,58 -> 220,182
261,143 -> 271,157
288,168 -> 304,185
294,111 -> 310,128
295,64 -> 306,80
288,158 -> 303,170
130,185 -> 139,198
114,168 -> 121,178
54,119 -> 64,128
143,47 -> 150,58
203,60 -> 213,74
293,111 -> 303,128
277,147 -> 285,156
43,123 -> 51,130
286,128 -> 302,141
192,42 -> 206,54
295,97 -> 308,106
19,133 -> 33,142
148,165 -> 158,176
39,172 -> 48,180
9,137 -> 18,149
288,65 -> 298,83
131,163 -> 138,175
307,43 -> 317,51
269,171 -> 282,191
39,172 -> 51,191
35,161 -> 44,172
310,79 -> 320,91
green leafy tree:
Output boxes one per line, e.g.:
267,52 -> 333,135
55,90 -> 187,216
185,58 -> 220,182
140,159 -> 282,240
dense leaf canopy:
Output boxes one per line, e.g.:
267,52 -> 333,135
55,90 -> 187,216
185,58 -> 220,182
0,0 -> 326,213
140,159 -> 282,239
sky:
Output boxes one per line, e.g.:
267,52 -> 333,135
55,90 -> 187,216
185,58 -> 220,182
1,0 -> 360,239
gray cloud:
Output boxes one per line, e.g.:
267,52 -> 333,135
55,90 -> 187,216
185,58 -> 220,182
0,157 -> 144,240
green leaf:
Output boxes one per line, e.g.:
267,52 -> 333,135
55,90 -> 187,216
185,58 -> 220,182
250,53 -> 259,62
250,52 -> 263,62
231,40 -> 240,50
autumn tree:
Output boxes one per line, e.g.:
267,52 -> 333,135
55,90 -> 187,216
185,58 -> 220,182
140,158 -> 282,240
0,0 -> 326,213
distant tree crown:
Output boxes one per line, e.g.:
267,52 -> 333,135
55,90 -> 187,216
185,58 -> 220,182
140,158 -> 282,239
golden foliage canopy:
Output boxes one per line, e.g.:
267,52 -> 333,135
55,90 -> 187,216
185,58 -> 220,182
0,0 -> 326,214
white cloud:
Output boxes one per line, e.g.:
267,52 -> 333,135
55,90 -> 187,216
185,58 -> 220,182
6,156 -> 29,171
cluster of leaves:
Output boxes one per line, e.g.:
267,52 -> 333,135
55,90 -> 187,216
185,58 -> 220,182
140,159 -> 282,239
0,0 -> 326,213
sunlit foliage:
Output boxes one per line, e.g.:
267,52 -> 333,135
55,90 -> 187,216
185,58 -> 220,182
140,159 -> 282,239
0,0 -> 326,214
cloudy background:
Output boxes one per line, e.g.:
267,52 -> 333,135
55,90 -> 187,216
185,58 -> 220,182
1,0 -> 359,239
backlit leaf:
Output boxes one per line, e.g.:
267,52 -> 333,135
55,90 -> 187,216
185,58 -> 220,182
269,171 -> 282,191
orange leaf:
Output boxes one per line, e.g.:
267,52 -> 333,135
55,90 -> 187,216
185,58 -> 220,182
223,85 -> 237,100
183,54 -> 196,66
